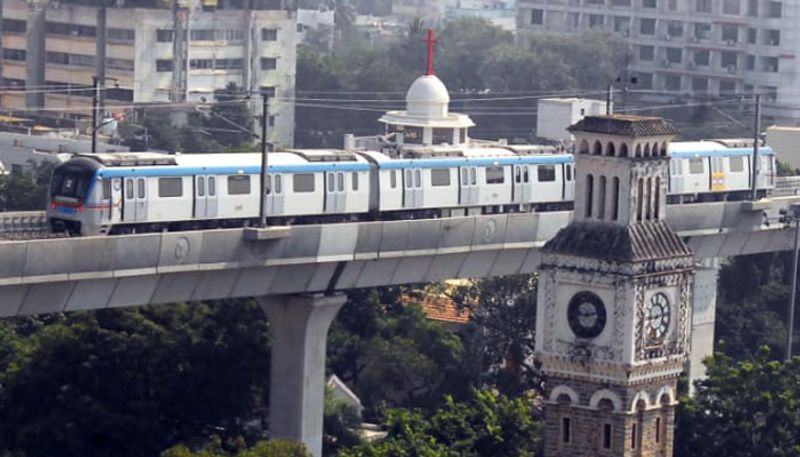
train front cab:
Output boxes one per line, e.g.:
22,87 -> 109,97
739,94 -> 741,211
48,157 -> 110,236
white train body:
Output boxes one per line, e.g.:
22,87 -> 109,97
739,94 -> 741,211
47,141 -> 776,236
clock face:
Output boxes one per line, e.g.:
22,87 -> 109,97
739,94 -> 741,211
567,291 -> 607,339
645,292 -> 671,341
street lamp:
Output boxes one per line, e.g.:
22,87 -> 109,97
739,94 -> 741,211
778,202 -> 800,361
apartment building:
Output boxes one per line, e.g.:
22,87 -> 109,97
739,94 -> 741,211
517,0 -> 800,125
1,0 -> 297,147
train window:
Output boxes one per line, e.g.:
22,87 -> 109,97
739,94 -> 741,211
729,156 -> 744,172
566,164 -> 572,181
524,167 -> 530,183
461,169 -> 468,186
414,169 -> 421,188
137,179 -> 146,198
514,167 -> 521,183
126,179 -> 133,199
294,173 -> 315,193
470,168 -> 477,185
352,172 -> 359,191
275,175 -> 282,194
328,174 -> 334,192
390,170 -> 397,188
486,166 -> 505,184
405,170 -> 412,188
208,177 -> 216,196
689,158 -> 705,174
228,175 -> 251,195
431,168 -> 451,187
538,165 -> 556,182
197,177 -> 205,196
102,179 -> 111,199
158,177 -> 182,198
337,173 -> 344,192
266,175 -> 272,195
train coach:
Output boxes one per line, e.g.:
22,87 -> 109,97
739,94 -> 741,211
47,141 -> 776,236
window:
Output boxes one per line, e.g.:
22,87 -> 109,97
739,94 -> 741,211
692,77 -> 709,92
531,9 -> 544,24
665,74 -> 681,91
588,14 -> 604,28
667,20 -> 684,37
390,170 -> 397,188
694,49 -> 710,66
431,169 -> 451,187
561,418 -> 572,443
720,80 -> 736,94
208,177 -> 216,196
642,0 -> 656,6
523,167 -> 530,183
538,165 -> 556,182
666,47 -> 683,63
107,88 -> 133,101
631,423 -> 638,449
293,173 -> 315,193
689,158 -> 705,174
747,27 -> 757,44
470,168 -> 477,185
638,72 -> 654,90
126,180 -> 133,199
215,58 -> 243,70
261,58 -> 278,70
414,170 -> 421,188
156,29 -> 174,42
269,116 -> 276,127
197,177 -> 205,196
655,417 -> 662,443
158,178 -> 182,197
765,29 -> 780,46
694,22 -> 711,39
695,0 -> 711,12
45,51 -> 69,65
352,172 -> 359,191
274,175 -> 282,194
566,164 -> 572,181
462,169 -> 469,186
338,173 -> 344,191
721,51 -> 737,68
261,28 -> 278,41
3,19 -> 26,33
108,28 -> 135,41
190,29 -> 215,41
157,59 -> 174,72
46,21 -> 96,37
723,0 -> 740,14
107,58 -> 134,71
746,55 -> 755,70
762,56 -> 779,72
102,180 -> 111,199
767,1 -> 782,17
2,49 -> 26,61
260,86 -> 276,97
722,24 -> 739,42
613,16 -> 630,33
603,423 -> 612,449
486,166 -> 505,184
640,18 -> 656,35
137,179 -> 145,198
404,170 -> 412,189
228,175 -> 251,195
190,59 -> 213,70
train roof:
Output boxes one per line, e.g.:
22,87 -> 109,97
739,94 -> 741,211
669,141 -> 774,158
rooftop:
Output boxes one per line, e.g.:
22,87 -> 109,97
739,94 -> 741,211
568,115 -> 679,138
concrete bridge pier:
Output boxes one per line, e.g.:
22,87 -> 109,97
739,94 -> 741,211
688,258 -> 721,394
257,293 -> 347,457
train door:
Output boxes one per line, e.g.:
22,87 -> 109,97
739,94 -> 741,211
403,169 -> 422,208
512,165 -> 532,203
563,163 -> 575,201
123,177 -> 147,222
711,156 -> 725,191
194,175 -> 218,218
460,167 -> 478,206
267,174 -> 284,215
109,178 -> 123,223
325,172 -> 346,213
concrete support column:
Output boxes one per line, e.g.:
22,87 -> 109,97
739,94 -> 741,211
25,1 -> 46,109
257,293 -> 347,457
688,258 -> 720,394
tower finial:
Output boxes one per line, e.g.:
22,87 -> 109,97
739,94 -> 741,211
426,29 -> 436,76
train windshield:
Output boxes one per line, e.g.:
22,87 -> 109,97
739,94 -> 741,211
51,169 -> 89,203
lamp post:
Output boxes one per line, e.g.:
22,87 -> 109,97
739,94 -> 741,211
779,202 -> 800,361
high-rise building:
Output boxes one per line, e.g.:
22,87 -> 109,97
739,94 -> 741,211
1,0 -> 297,147
517,0 -> 800,125
535,114 -> 694,456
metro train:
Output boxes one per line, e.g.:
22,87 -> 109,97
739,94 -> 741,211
47,141 -> 776,236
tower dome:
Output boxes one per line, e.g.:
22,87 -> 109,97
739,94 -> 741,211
405,75 -> 450,119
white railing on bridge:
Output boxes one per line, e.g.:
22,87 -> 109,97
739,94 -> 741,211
0,211 -> 47,235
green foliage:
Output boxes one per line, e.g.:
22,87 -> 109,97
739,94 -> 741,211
448,275 -> 541,397
323,388 -> 363,455
0,301 -> 271,457
716,254 -> 794,360
162,439 -> 311,457
0,161 -> 54,211
675,350 -> 800,457
327,288 -> 473,417
337,389 -> 540,457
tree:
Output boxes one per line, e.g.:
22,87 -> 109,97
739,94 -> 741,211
674,350 -> 800,457
0,161 -> 54,211
162,439 -> 311,457
0,301 -> 271,457
337,389 -> 541,457
323,388 -> 363,455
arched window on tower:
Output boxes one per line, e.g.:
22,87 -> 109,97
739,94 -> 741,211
620,143 -> 629,157
612,177 -> 620,221
586,174 -> 594,218
661,142 -> 668,156
643,143 -> 651,157
654,176 -> 661,219
598,176 -> 607,220
636,178 -> 644,221
593,140 -> 603,155
597,399 -> 615,453
635,144 -> 642,157
646,177 -> 653,220
579,139 -> 590,154
606,142 -> 615,156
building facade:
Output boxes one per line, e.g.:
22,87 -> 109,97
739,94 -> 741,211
1,0 -> 297,147
535,115 -> 694,456
517,0 -> 800,125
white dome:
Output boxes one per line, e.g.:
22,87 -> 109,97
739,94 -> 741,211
406,75 -> 450,104
405,75 -> 450,119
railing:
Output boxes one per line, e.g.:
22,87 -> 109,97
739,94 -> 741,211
773,176 -> 800,197
0,211 -> 48,236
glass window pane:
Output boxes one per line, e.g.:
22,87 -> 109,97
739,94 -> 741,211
293,173 -> 315,193
138,179 -> 146,198
337,173 -> 344,191
102,179 -> 111,199
689,158 -> 705,174
729,156 -> 744,172
390,170 -> 397,188
414,169 -> 421,187
126,180 -> 133,199
197,177 -> 205,196
208,177 -> 215,196
538,165 -> 556,182
228,175 -> 252,195
328,173 -> 334,192
158,177 -> 182,197
431,168 -> 451,187
470,168 -> 477,185
275,175 -> 282,194
486,166 -> 505,184
352,172 -> 359,191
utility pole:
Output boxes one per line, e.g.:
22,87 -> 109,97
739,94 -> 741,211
91,76 -> 100,153
751,94 -> 762,200
259,90 -> 270,228
780,202 -> 800,361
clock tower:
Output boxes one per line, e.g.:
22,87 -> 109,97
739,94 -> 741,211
535,115 -> 694,457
